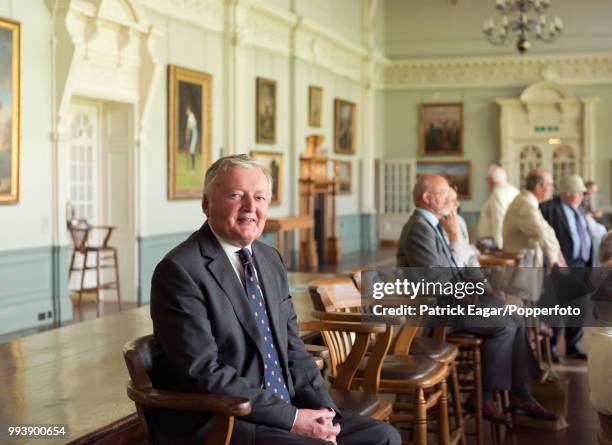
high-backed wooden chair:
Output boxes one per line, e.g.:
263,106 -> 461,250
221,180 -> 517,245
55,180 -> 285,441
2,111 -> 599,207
300,321 -> 394,421
68,218 -> 122,316
309,277 -> 453,445
123,335 -> 251,445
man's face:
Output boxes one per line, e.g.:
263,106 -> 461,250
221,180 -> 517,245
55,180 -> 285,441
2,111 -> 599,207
563,191 -> 583,209
203,167 -> 270,247
486,176 -> 495,190
534,173 -> 554,202
587,184 -> 598,196
425,177 -> 451,218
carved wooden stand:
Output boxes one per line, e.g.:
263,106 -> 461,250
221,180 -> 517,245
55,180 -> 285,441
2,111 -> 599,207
299,135 -> 340,265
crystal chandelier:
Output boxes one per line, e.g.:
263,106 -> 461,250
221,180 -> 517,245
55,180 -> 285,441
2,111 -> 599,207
483,0 -> 563,54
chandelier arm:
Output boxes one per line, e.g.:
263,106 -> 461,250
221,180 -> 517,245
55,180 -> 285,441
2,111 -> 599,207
483,0 -> 562,53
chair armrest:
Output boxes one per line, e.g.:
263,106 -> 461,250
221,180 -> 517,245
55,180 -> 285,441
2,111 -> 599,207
300,320 -> 387,334
126,383 -> 251,416
311,309 -> 407,326
89,225 -> 115,247
304,344 -> 329,360
304,345 -> 329,370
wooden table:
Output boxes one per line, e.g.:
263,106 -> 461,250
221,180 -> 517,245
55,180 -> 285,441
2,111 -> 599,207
264,216 -> 318,270
0,272 -> 330,444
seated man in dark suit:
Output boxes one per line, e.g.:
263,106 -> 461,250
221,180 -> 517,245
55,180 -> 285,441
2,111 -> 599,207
540,174 -> 591,360
397,174 -> 556,424
150,154 -> 401,444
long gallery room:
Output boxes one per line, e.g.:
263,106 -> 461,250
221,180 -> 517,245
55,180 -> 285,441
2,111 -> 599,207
1,0 -> 612,444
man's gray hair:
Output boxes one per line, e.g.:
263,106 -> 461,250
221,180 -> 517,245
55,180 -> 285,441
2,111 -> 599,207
600,230 -> 612,265
487,165 -> 507,184
203,154 -> 272,198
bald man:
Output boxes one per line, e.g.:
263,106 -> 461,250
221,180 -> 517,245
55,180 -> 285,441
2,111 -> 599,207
503,168 -> 564,269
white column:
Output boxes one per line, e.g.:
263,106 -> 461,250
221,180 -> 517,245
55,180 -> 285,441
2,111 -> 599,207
360,0 -> 378,215
581,97 -> 599,182
224,0 -> 251,155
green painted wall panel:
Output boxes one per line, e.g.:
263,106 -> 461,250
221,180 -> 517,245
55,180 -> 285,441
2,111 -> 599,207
0,246 -> 71,336
138,232 -> 192,305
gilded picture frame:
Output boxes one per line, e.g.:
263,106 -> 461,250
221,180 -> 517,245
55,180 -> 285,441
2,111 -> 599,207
308,86 -> 322,128
0,18 -> 20,204
250,150 -> 284,206
256,77 -> 276,144
416,161 -> 472,199
334,99 -> 356,154
167,65 -> 212,200
419,103 -> 463,156
334,160 -> 352,195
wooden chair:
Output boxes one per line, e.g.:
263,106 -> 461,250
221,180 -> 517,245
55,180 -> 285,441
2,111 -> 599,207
352,270 -> 466,445
123,335 -> 251,445
309,277 -> 453,445
301,321 -> 394,421
68,218 -> 122,316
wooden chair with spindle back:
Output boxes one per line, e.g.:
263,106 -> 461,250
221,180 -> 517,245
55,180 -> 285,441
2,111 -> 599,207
300,320 -> 395,421
309,276 -> 454,445
352,269 -> 467,445
67,218 -> 122,316
123,335 -> 251,445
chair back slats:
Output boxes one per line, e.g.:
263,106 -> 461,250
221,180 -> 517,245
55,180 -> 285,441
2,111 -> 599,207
392,325 -> 419,356
310,277 -> 364,374
333,333 -> 370,390
67,219 -> 90,252
362,325 -> 393,394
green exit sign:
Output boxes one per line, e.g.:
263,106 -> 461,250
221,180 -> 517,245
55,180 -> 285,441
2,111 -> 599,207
534,125 -> 560,133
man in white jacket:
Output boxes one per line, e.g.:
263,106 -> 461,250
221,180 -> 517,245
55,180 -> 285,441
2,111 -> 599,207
477,165 -> 519,249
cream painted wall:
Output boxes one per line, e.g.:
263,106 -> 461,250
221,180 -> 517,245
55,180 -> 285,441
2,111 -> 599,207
384,0 -> 612,58
139,3 -> 366,237
259,0 -> 365,46
294,0 -> 363,46
0,0 -> 370,252
139,10 -> 225,237
293,59 -> 362,216
0,0 -> 53,251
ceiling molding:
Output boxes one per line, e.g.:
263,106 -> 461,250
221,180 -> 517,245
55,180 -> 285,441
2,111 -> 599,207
376,53 -> 612,89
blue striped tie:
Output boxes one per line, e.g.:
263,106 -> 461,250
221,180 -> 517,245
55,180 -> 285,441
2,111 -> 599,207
237,248 -> 291,403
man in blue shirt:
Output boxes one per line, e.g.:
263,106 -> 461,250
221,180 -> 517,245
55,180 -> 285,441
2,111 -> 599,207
540,174 -> 592,360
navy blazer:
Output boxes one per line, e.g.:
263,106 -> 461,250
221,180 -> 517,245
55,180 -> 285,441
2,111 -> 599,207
149,222 -> 338,443
540,196 -> 592,265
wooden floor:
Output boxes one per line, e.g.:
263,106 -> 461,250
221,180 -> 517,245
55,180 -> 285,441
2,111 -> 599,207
0,245 -> 602,444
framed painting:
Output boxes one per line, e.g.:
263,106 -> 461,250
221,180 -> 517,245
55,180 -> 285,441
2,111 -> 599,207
334,160 -> 352,195
416,161 -> 471,199
308,86 -> 322,128
250,150 -> 284,206
167,65 -> 212,200
0,18 -> 20,204
334,99 -> 356,154
256,77 -> 276,144
419,103 -> 463,156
